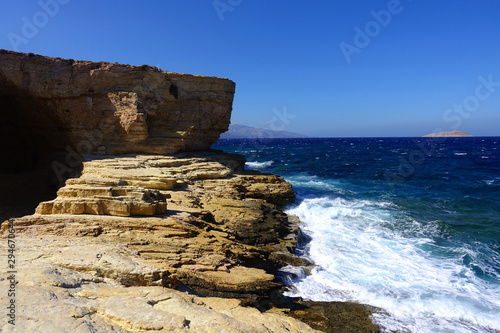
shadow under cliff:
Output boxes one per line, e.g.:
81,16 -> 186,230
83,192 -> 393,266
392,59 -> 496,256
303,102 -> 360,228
0,72 -> 76,221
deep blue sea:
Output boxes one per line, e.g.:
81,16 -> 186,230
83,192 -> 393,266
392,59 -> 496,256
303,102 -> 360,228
213,137 -> 500,333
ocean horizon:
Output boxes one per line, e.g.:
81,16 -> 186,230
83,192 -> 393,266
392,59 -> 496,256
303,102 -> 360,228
213,136 -> 500,333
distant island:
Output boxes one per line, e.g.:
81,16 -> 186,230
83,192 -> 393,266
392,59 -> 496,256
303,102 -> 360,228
220,124 -> 308,139
423,130 -> 472,137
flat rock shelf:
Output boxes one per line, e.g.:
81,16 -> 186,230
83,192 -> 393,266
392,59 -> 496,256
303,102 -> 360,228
0,50 -> 381,332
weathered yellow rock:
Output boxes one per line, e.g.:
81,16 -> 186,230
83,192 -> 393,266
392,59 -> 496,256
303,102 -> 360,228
0,49 -> 235,156
0,50 -> 375,331
11,150 -> 298,299
36,156 -> 177,216
0,235 -> 317,332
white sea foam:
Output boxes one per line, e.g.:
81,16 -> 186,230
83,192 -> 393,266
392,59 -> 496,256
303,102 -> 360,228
284,197 -> 500,333
245,160 -> 274,169
284,175 -> 349,194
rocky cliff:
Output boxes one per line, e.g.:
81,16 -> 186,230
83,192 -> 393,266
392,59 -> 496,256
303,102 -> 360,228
0,49 -> 235,157
1,152 -> 321,332
0,49 -> 234,221
0,51 -> 379,332
1,151 -> 379,332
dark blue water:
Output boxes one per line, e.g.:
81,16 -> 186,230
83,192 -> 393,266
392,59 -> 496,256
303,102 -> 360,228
213,137 -> 500,333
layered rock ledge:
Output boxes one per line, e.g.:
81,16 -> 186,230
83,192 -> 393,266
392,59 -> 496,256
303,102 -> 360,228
12,151 -> 300,297
0,235 -> 316,333
0,49 -> 235,221
0,49 -> 235,157
1,151 -> 380,332
1,150 -> 317,331
0,51 -> 380,332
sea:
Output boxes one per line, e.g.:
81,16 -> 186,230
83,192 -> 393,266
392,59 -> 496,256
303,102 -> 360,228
213,137 -> 500,333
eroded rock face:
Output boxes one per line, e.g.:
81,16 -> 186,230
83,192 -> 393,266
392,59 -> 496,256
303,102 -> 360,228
0,235 -> 317,333
0,51 -> 379,332
0,49 -> 235,156
7,151 -> 301,300
0,49 -> 235,220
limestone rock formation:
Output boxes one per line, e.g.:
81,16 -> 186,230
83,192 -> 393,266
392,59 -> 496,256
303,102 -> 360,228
0,49 -> 235,157
0,49 -> 235,221
0,151 -> 320,332
0,235 -> 317,332
0,51 -> 380,332
9,151 -> 301,299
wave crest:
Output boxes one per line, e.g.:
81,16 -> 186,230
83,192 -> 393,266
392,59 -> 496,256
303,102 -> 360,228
245,160 -> 274,169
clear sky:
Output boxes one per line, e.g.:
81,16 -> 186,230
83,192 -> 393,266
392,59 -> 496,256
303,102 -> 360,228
1,0 -> 499,137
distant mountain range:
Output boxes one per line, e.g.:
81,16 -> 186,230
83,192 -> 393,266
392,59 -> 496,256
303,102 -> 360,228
219,124 -> 308,139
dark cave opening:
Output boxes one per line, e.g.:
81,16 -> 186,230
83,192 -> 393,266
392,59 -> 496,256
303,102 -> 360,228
169,83 -> 179,99
0,78 -> 72,221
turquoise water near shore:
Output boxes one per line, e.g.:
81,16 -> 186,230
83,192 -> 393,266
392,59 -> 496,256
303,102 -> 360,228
213,137 -> 500,333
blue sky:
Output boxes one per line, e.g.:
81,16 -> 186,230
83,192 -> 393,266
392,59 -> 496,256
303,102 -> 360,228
1,0 -> 499,137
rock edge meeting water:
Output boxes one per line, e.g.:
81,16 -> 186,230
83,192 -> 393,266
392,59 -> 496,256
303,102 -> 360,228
214,137 -> 500,333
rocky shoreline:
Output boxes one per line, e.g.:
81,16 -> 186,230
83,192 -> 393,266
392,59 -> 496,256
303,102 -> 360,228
1,151 -> 380,332
0,50 -> 380,332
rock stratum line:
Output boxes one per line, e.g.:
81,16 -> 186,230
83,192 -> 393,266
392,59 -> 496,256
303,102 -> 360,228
0,50 -> 379,332
0,49 -> 235,156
